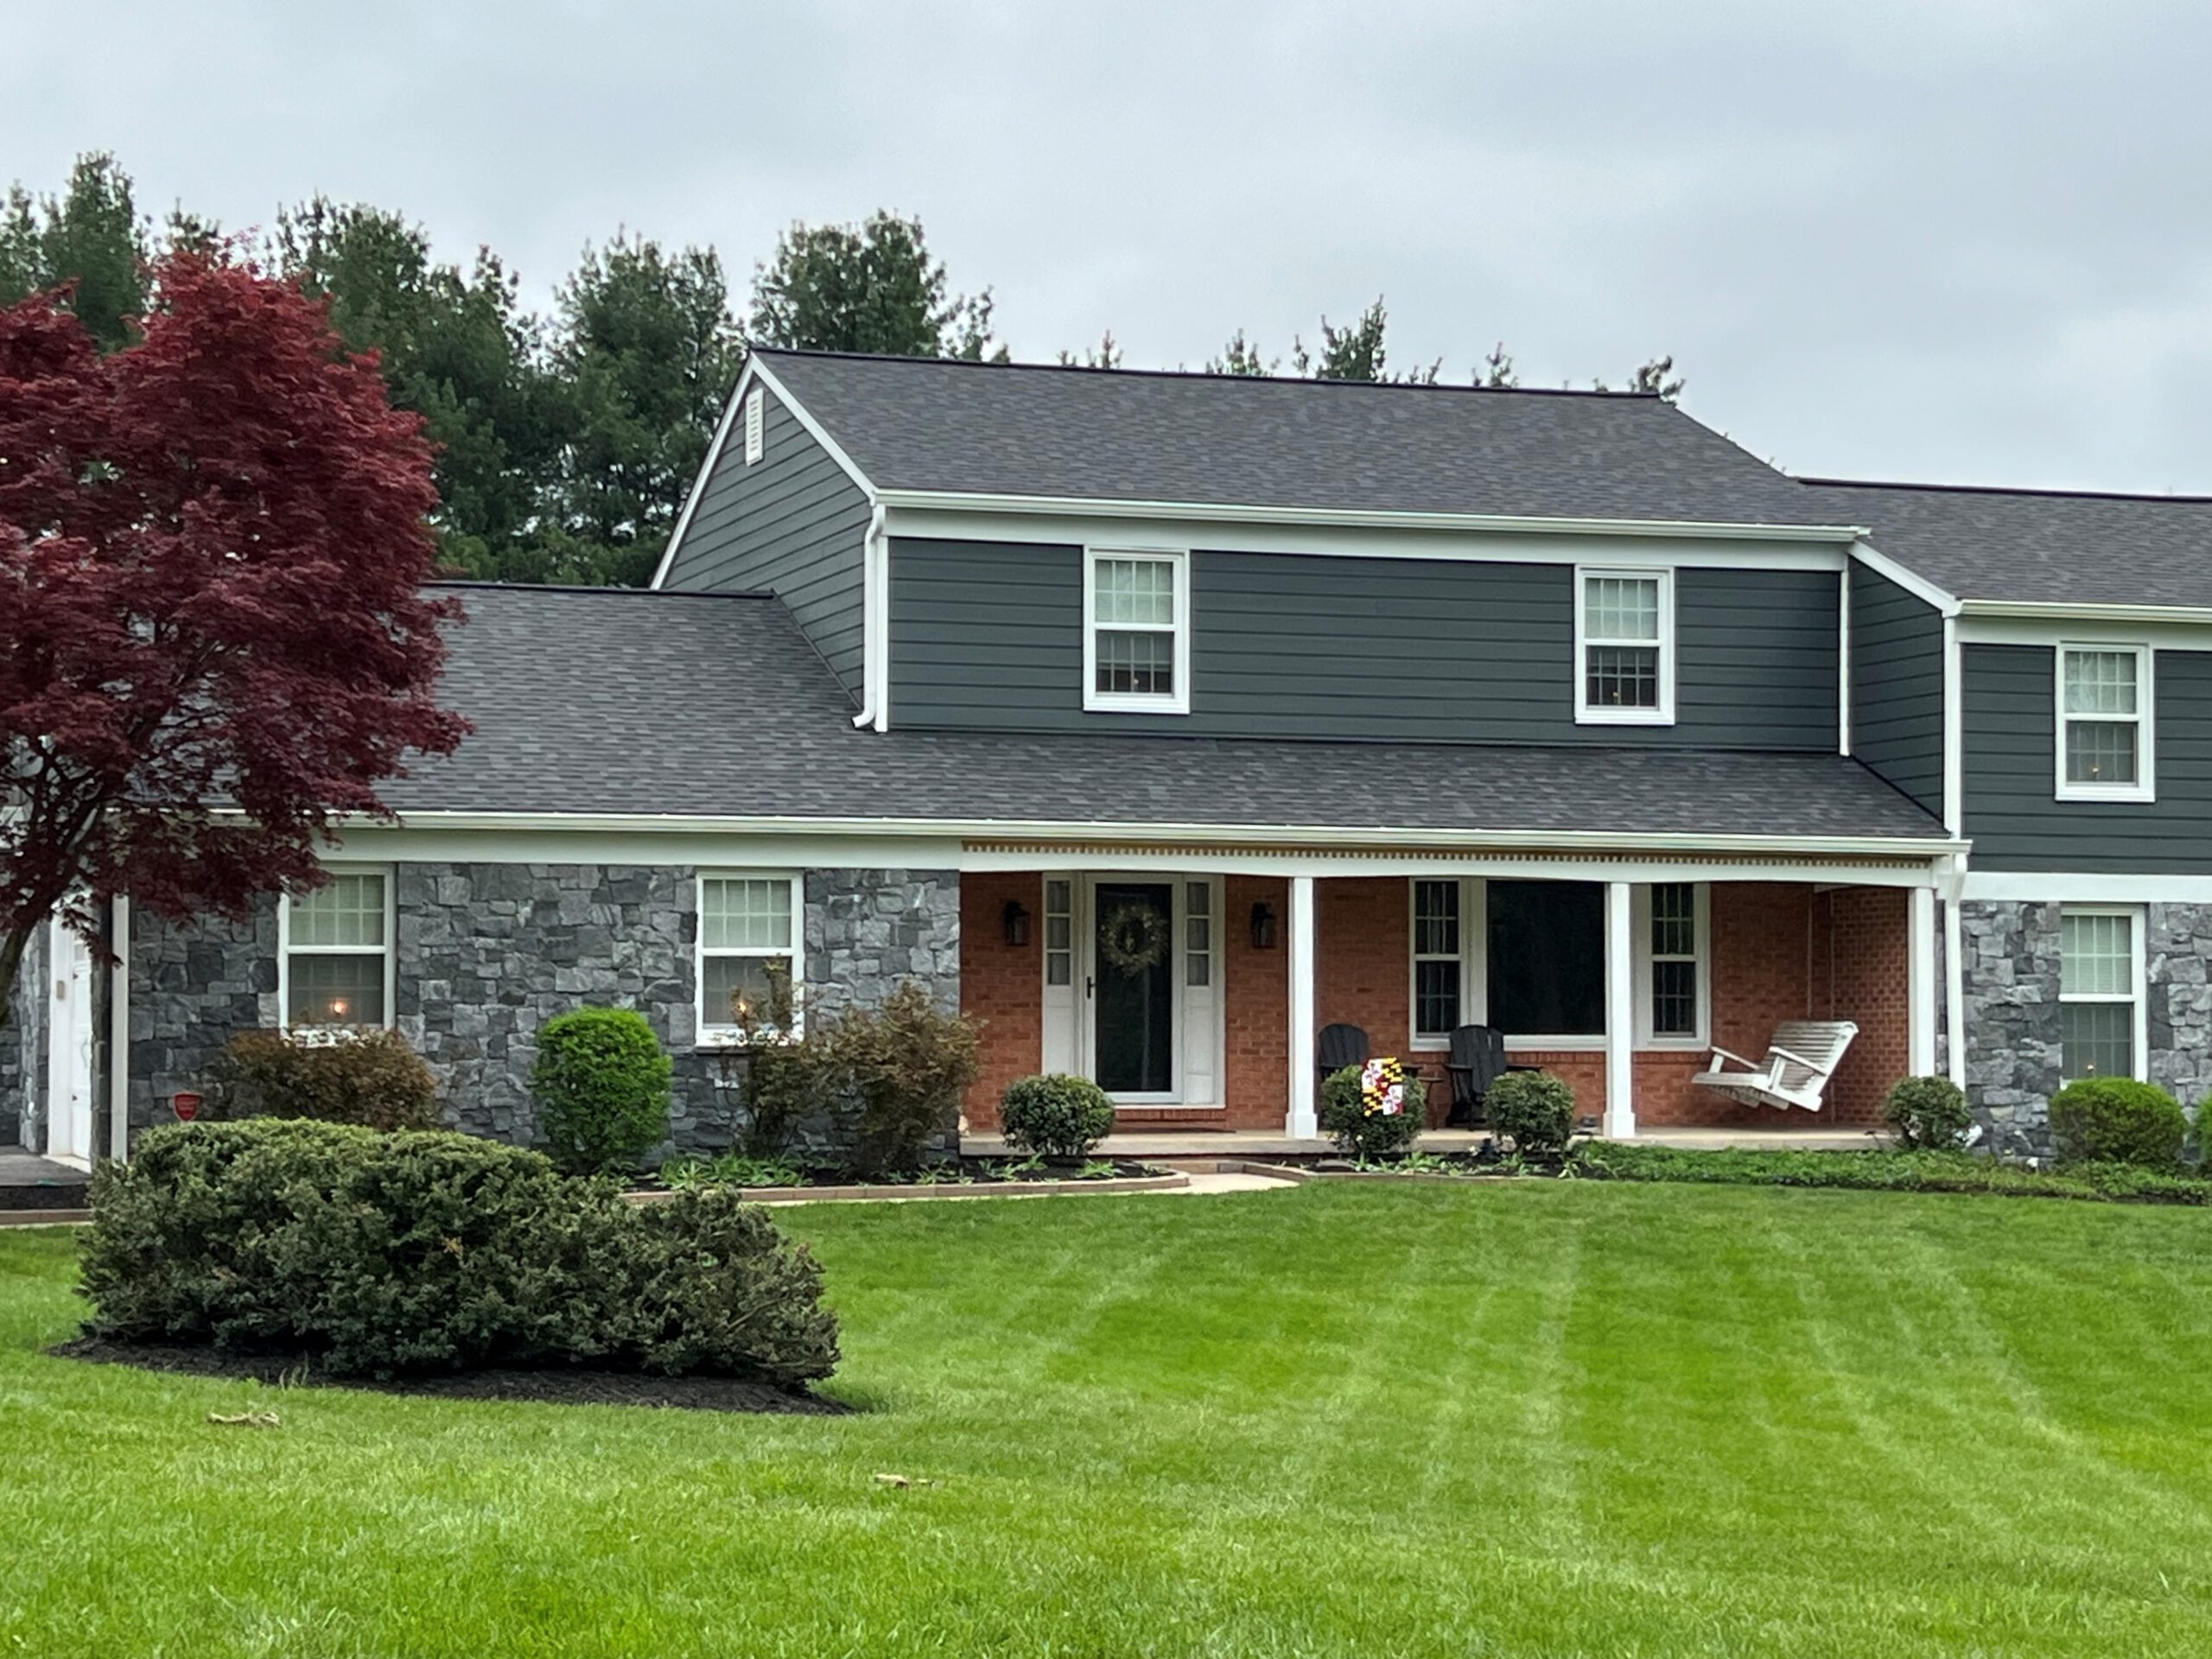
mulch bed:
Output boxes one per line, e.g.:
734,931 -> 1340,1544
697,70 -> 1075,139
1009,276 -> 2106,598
48,1337 -> 850,1415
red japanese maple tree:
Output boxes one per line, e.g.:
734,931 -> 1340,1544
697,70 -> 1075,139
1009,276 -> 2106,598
0,248 -> 468,1020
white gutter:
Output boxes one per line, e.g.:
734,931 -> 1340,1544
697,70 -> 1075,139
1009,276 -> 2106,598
871,487 -> 1868,545
355,808 -> 1964,861
1959,597 -> 2212,626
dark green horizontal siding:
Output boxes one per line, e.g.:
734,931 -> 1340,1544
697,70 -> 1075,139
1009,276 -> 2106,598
660,385 -> 869,696
1848,563 -> 1945,816
890,539 -> 1839,747
1964,643 -> 2212,871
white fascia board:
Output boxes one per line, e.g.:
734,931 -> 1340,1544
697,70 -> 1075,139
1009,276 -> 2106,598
747,358 -> 879,499
1959,607 -> 2212,649
648,356 -> 880,591
885,507 -> 1847,573
652,357 -> 759,590
1962,870 -> 2212,904
1960,598 -> 2212,626
1847,540 -> 1961,617
876,488 -> 1866,546
352,808 -> 1963,863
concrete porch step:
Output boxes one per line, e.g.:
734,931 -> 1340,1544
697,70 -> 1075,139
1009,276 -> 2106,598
0,1148 -> 92,1210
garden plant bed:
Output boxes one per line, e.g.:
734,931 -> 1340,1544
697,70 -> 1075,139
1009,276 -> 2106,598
1238,1144 -> 2212,1205
638,1156 -> 1184,1205
50,1337 -> 851,1415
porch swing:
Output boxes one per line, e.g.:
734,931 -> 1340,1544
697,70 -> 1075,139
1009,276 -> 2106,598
1689,1020 -> 1859,1113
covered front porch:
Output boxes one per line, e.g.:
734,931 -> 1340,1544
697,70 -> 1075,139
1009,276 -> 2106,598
959,847 -> 1944,1140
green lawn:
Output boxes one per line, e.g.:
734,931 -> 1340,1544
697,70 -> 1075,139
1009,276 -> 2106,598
6,1182 -> 2212,1657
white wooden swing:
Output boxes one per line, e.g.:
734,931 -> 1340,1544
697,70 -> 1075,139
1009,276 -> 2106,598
1690,1020 -> 1859,1113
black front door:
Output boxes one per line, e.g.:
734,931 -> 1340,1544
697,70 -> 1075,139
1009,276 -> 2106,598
1093,881 -> 1174,1096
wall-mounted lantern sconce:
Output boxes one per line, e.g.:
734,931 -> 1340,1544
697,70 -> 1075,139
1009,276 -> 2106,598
1249,901 -> 1278,950
1003,899 -> 1032,947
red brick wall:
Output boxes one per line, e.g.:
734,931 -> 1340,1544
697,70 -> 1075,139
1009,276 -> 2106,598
1222,876 -> 1289,1128
961,872 -> 1041,1130
1814,886 -> 1910,1127
1637,881 -> 1815,1128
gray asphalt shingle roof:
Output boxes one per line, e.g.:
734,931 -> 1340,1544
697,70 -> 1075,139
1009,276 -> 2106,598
1808,479 -> 2212,607
386,586 -> 1945,842
756,348 -> 1845,529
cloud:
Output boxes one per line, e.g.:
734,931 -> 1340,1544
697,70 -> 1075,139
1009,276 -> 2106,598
9,0 -> 2210,491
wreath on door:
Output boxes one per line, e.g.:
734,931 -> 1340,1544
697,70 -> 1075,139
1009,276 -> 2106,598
1098,901 -> 1172,975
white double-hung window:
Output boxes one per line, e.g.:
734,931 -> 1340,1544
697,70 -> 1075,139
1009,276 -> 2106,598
1575,567 -> 1674,725
2056,645 -> 2152,800
2060,906 -> 2145,1081
1085,548 -> 1190,714
282,869 -> 392,1029
699,874 -> 803,1039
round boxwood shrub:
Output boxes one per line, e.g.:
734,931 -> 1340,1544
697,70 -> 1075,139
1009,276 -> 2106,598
531,1007 -> 673,1174
1881,1074 -> 1973,1150
1001,1074 -> 1116,1160
208,1027 -> 442,1131
78,1120 -> 839,1385
2048,1077 -> 2186,1169
1318,1061 -> 1428,1161
1485,1069 -> 1577,1155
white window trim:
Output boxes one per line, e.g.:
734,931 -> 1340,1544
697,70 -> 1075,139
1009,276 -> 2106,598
1083,545 -> 1192,715
2054,642 -> 2154,803
742,386 -> 765,465
1631,881 -> 1711,1049
1573,564 -> 1675,727
277,864 -> 397,1035
1409,878 -> 1702,1052
696,871 -> 805,1046
2058,903 -> 2148,1083
1408,877 -> 1485,1051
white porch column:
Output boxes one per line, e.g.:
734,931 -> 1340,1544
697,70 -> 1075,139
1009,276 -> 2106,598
1287,874 -> 1318,1137
1604,880 -> 1636,1138
1944,892 -> 1967,1090
1908,885 -> 1936,1077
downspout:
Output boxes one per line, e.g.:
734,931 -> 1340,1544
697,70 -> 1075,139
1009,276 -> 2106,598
850,502 -> 887,730
107,893 -> 130,1161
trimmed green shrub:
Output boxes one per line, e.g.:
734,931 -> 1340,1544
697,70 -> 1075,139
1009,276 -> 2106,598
531,1007 -> 673,1173
1001,1074 -> 1116,1160
818,982 -> 981,1177
1574,1142 -> 2212,1205
79,1120 -> 838,1385
207,1027 -> 441,1131
1485,1069 -> 1577,1155
1318,1062 -> 1428,1161
1881,1075 -> 1973,1150
2048,1077 -> 2187,1169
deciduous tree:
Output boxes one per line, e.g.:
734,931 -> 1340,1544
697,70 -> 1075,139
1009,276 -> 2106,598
0,249 -> 468,1020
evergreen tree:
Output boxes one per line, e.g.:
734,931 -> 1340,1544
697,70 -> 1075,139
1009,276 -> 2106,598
749,212 -> 1003,359
543,233 -> 746,587
0,153 -> 150,352
271,199 -> 556,575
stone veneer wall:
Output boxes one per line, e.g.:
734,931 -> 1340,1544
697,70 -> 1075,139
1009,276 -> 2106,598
123,863 -> 963,1161
2145,905 -> 2212,1109
1958,899 -> 2065,1158
128,899 -> 279,1146
3,923 -> 47,1148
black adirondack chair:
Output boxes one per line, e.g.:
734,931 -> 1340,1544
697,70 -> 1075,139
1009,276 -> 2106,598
1315,1022 -> 1371,1092
1445,1024 -> 1508,1126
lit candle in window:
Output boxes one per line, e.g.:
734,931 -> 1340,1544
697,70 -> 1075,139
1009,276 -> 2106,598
328,997 -> 349,1021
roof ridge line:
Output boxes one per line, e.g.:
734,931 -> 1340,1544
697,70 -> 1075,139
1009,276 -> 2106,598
753,345 -> 1663,400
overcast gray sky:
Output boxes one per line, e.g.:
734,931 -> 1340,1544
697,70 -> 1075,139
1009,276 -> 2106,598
10,1 -> 2211,493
